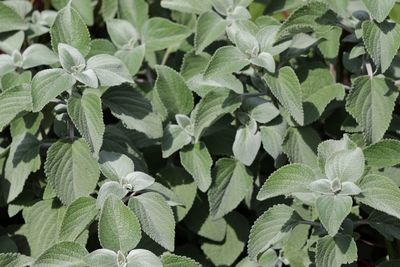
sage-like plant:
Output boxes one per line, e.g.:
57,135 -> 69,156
1,0 -> 400,266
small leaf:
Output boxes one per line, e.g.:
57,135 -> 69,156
250,52 -> 276,73
324,148 -> 365,182
195,11 -> 228,53
204,46 -> 250,79
257,164 -> 316,201
155,65 -> 194,117
316,195 -> 352,236
128,192 -> 175,251
58,43 -> 85,72
356,174 -> 400,220
232,126 -> 261,166
96,181 -> 128,209
32,241 -> 88,267
124,172 -> 155,192
142,18 -> 192,51
248,204 -> 298,260
50,3 -> 91,55
99,151 -> 135,182
208,158 -> 252,219
316,234 -> 357,267
86,54 -> 132,86
31,69 -> 76,112
363,139 -> 400,168
45,138 -> 100,205
106,19 -> 138,48
264,67 -> 304,125
180,142 -> 212,192
84,249 -> 119,267
161,125 -> 192,158
126,249 -> 162,267
68,89 -> 105,157
99,195 -> 141,253
346,76 -> 398,144
59,197 -> 99,242
161,0 -> 212,14
362,20 -> 400,72
362,0 -> 396,23
22,44 -> 59,69
0,2 -> 28,33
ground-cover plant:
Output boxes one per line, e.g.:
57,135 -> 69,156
2,0 -> 400,266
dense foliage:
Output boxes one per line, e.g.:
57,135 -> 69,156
2,0 -> 400,266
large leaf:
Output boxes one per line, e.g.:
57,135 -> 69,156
315,234 -> 357,267
204,46 -> 250,79
248,205 -> 298,260
155,65 -> 194,117
264,67 -> 304,125
68,89 -> 105,157
50,3 -> 91,55
195,11 -> 228,53
31,69 -> 76,112
192,90 -> 241,141
180,142 -> 212,192
316,195 -> 352,236
0,84 -> 32,131
362,0 -> 396,22
362,20 -> 400,72
161,0 -> 212,14
59,197 -> 99,242
0,2 -> 28,33
118,0 -> 149,30
208,158 -> 252,219
45,138 -> 100,205
99,195 -> 141,253
128,192 -> 175,251
4,133 -> 41,203
363,139 -> 400,168
257,164 -> 316,201
142,18 -> 192,51
102,85 -> 163,139
346,76 -> 398,144
32,242 -> 88,267
324,148 -> 365,183
356,174 -> 400,220
0,253 -> 34,267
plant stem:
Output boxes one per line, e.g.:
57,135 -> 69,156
366,62 -> 374,78
298,220 -> 322,227
67,118 -> 75,139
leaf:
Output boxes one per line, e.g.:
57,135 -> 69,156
50,3 -> 91,55
84,249 -> 119,267
195,11 -> 228,53
201,212 -> 249,266
364,139 -> 400,168
248,204 -> 298,259
31,69 -> 76,112
106,19 -> 138,48
161,253 -> 201,267
346,76 -> 398,144
22,44 -> 59,69
0,84 -> 32,131
0,253 -> 34,267
59,197 -> 99,242
102,85 -> 163,139
142,18 -> 192,51
118,0 -> 149,31
4,133 -> 41,203
283,126 -> 320,168
99,195 -> 141,253
155,65 -> 194,117
126,249 -> 162,267
368,211 -> 400,240
68,89 -> 104,157
264,67 -> 304,125
250,52 -> 276,73
316,195 -> 352,236
356,174 -> 400,220
204,46 -> 250,79
25,200 -> 66,256
180,142 -> 213,192
0,2 -> 28,33
257,164 -> 316,201
86,54 -> 132,86
45,138 -> 100,205
161,125 -> 192,158
96,181 -> 127,209
115,45 -> 145,76
128,192 -> 175,251
362,20 -> 400,72
260,119 -> 287,161
362,0 -> 396,22
32,242 -> 88,267
99,151 -> 135,182
232,126 -> 261,166
101,0 -> 118,21
315,234 -> 357,267
58,43 -> 86,72
192,90 -> 241,141
161,0 -> 212,14
324,148 -> 365,182
208,158 -> 252,219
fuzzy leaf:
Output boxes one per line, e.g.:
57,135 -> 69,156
180,142 -> 213,192
208,158 -> 252,219
161,0 -> 212,14
195,11 -> 228,53
362,0 -> 396,22
128,192 -> 175,251
0,253 -> 34,267
99,195 -> 141,253
0,2 -> 28,33
346,76 -> 398,144
45,138 -> 100,205
364,139 -> 400,168
324,148 -> 365,182
232,126 -> 261,166
126,249 -> 162,267
32,242 -> 88,267
316,234 -> 357,267
86,54 -> 132,86
98,151 -> 135,182
161,253 -> 201,267
161,125 -> 191,158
